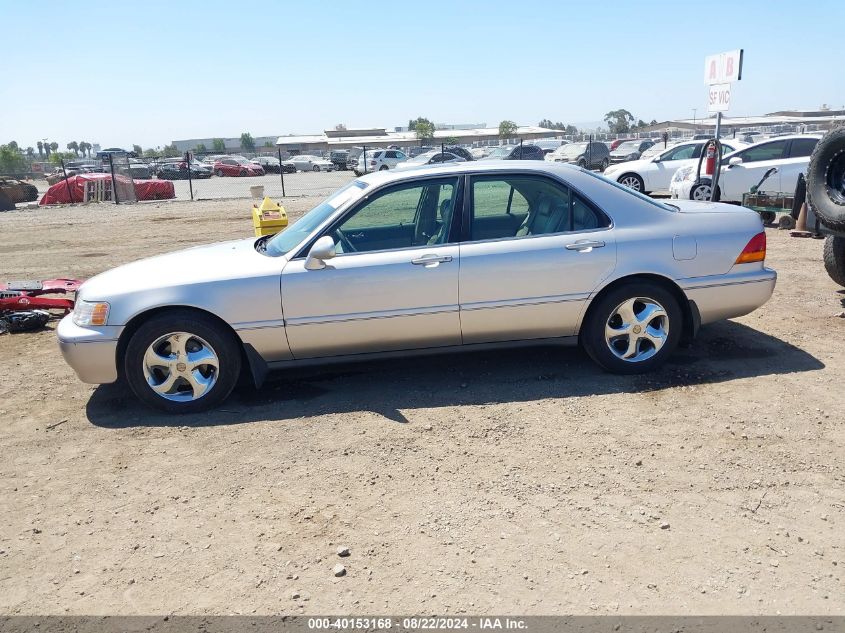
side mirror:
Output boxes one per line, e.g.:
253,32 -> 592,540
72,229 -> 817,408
304,235 -> 337,270
728,156 -> 743,167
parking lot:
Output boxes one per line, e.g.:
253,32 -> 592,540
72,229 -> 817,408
0,195 -> 843,615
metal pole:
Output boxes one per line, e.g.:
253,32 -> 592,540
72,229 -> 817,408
60,159 -> 75,203
363,145 -> 367,174
441,142 -> 444,157
710,112 -> 723,202
519,138 -> 523,158
278,147 -> 285,197
108,154 -> 119,204
588,134 -> 592,168
185,151 -> 194,201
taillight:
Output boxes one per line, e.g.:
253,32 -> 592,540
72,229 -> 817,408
735,231 -> 766,264
370,160 -> 376,166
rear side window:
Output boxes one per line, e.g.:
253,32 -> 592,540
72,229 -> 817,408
788,137 -> 818,158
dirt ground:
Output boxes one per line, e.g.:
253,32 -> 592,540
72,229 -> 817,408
0,198 -> 843,616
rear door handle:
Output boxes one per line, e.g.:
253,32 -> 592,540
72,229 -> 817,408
411,254 -> 452,266
565,240 -> 605,252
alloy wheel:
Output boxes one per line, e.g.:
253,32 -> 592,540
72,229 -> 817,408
604,297 -> 669,363
142,332 -> 220,402
692,184 -> 712,201
619,175 -> 643,191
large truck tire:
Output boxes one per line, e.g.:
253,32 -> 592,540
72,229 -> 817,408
823,236 -> 845,287
0,190 -> 15,212
807,125 -> 845,231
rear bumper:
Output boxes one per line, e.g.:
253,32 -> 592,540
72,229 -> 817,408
680,267 -> 777,325
56,315 -> 121,384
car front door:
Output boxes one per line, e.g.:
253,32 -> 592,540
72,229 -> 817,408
647,143 -> 699,191
281,176 -> 462,358
459,174 -> 616,344
720,140 -> 788,200
778,137 -> 819,195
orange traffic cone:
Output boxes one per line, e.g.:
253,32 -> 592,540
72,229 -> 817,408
790,202 -> 813,237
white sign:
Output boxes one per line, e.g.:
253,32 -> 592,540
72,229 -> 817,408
704,49 -> 743,85
708,83 -> 731,112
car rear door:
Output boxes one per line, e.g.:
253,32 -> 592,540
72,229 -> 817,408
281,176 -> 462,358
778,137 -> 819,195
458,173 -> 616,344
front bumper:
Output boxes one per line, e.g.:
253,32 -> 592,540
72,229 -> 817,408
56,315 -> 121,384
669,179 -> 693,199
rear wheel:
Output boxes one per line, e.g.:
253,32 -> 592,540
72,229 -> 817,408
379,165 -> 389,171
577,159 -> 587,168
600,158 -> 609,171
823,235 -> 845,287
618,173 -> 644,192
124,310 -> 242,413
581,283 -> 682,374
312,164 -> 320,172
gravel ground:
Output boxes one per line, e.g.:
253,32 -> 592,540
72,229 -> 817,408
0,197 -> 843,615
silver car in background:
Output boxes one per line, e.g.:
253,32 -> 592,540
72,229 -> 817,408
58,162 -> 776,413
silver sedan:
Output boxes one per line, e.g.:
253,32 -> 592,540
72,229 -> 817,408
58,162 -> 776,412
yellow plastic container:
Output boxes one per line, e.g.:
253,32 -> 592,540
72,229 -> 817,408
252,196 -> 288,237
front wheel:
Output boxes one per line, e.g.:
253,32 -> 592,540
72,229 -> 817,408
581,283 -> 682,374
124,310 -> 242,413
216,169 -> 224,177
312,164 -> 320,172
691,181 -> 719,201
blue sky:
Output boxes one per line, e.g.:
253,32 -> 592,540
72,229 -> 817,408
1,0 -> 843,149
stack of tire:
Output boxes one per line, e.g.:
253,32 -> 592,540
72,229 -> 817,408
806,126 -> 845,286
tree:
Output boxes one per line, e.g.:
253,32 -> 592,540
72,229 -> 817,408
25,147 -> 34,158
0,143 -> 26,174
498,120 -> 518,138
163,143 -> 180,158
565,125 -> 578,135
414,120 -> 435,143
444,136 -> 458,145
36,141 -> 44,158
195,143 -> 207,153
67,141 -> 79,156
212,138 -> 225,152
263,141 -> 273,148
78,141 -> 91,157
143,147 -> 159,158
49,142 -> 58,154
649,119 -> 658,126
240,132 -> 255,152
408,117 -> 434,133
44,142 -> 51,158
603,109 -> 635,134
132,144 -> 142,156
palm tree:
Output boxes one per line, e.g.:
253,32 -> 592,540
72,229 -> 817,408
26,147 -> 35,159
36,141 -> 43,158
49,142 -> 58,154
79,141 -> 90,157
67,141 -> 79,156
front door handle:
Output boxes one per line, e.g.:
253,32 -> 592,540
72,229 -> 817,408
565,240 -> 605,252
411,254 -> 453,266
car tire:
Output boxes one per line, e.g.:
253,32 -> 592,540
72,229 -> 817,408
379,165 -> 389,171
124,309 -> 242,414
690,181 -> 720,201
240,169 -> 247,177
823,236 -> 845,287
0,189 -> 14,211
577,159 -> 587,168
618,173 -> 645,192
216,169 -> 224,177
600,158 -> 609,171
806,125 -> 845,231
581,282 -> 682,375
312,165 -> 320,172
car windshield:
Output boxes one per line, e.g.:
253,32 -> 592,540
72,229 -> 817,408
264,181 -> 369,257
616,141 -> 641,152
487,146 -> 514,158
556,143 -> 586,156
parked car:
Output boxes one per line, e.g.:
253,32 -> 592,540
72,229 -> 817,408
118,162 -> 152,180
484,144 -> 545,160
444,146 -> 474,161
470,147 -> 493,160
252,156 -> 284,173
213,158 -> 265,177
603,140 -> 747,194
284,155 -> 335,172
393,151 -> 466,170
157,160 -> 213,180
609,139 -> 630,151
546,141 -> 610,170
533,139 -> 569,155
669,135 -> 821,202
609,140 -> 655,164
354,149 -> 407,175
408,146 -> 434,158
330,150 -> 350,170
57,161 -> 776,413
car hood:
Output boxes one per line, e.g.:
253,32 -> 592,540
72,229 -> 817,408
78,237 -> 272,301
605,158 -> 651,172
610,149 -> 638,157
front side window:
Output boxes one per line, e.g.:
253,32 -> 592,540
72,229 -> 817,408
738,140 -> 787,163
471,176 -> 609,241
328,178 -> 459,254
662,144 -> 697,161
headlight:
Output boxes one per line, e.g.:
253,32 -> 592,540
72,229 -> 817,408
72,301 -> 110,326
673,166 -> 694,183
